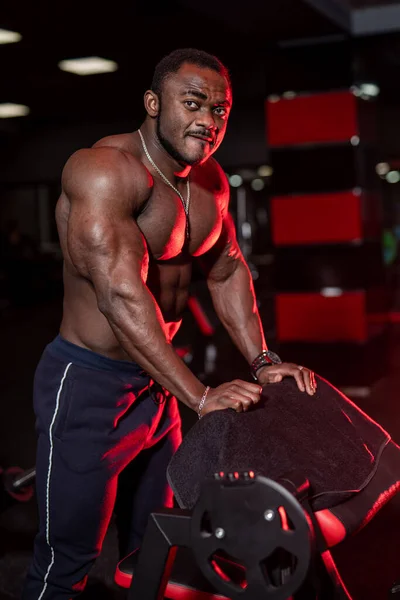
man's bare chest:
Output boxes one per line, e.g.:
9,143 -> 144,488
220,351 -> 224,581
136,179 -> 223,260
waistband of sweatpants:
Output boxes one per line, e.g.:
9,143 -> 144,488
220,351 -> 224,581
46,334 -> 149,378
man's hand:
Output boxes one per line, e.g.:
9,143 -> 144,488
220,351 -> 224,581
200,380 -> 263,416
256,363 -> 317,396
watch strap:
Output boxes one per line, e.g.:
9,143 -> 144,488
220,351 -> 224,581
250,351 -> 281,381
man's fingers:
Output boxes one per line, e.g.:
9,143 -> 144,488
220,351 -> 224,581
229,393 -> 254,412
299,367 -> 316,395
205,381 -> 263,415
255,363 -> 316,396
232,399 -> 250,412
304,370 -> 315,395
309,370 -> 317,393
230,384 -> 261,404
311,371 -> 317,391
232,379 -> 263,395
293,369 -> 306,393
297,367 -> 316,395
222,388 -> 256,412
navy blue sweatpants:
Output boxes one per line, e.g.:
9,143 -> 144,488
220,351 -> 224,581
22,335 -> 182,599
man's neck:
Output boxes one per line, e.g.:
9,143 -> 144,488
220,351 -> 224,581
138,122 -> 191,181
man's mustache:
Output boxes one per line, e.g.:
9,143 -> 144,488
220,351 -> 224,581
186,131 -> 216,142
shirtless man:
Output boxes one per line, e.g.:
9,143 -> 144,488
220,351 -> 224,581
22,48 -> 316,598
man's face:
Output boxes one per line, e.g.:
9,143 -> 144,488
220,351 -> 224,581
156,63 -> 232,167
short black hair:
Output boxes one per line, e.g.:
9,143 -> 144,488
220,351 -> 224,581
151,48 -> 231,96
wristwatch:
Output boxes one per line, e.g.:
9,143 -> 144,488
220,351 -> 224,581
250,350 -> 282,381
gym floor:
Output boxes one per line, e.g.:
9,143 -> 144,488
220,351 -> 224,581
1,296 -> 400,600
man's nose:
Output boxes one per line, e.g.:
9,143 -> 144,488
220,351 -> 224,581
195,110 -> 217,131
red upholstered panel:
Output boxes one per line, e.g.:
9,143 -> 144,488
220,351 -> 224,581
116,572 -> 229,599
316,509 -> 347,547
271,190 -> 362,245
266,91 -> 358,146
276,292 -> 367,342
166,583 -> 228,599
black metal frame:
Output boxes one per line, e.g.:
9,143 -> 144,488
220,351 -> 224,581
128,473 -> 352,600
127,508 -> 192,600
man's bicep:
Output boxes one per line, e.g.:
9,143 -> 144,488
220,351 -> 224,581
64,148 -> 149,286
67,198 -> 147,287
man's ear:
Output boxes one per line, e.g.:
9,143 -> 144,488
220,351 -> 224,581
144,90 -> 160,118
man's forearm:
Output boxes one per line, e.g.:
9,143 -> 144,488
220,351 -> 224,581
207,259 -> 267,365
99,285 -> 205,410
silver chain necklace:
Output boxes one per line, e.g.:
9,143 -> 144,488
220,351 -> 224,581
138,129 -> 190,239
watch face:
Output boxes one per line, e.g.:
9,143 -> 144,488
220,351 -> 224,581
266,351 -> 282,364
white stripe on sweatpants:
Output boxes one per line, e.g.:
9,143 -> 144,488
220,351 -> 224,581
38,362 -> 72,600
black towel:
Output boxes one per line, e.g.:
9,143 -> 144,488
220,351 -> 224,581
167,376 -> 390,511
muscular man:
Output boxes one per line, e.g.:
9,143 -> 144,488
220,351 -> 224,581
23,48 -> 316,598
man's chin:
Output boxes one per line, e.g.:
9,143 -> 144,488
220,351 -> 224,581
184,138 -> 214,165
184,155 -> 208,167
185,149 -> 213,166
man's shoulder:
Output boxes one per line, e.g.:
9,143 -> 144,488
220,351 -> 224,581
92,132 -> 140,157
62,140 -> 152,200
69,132 -> 146,176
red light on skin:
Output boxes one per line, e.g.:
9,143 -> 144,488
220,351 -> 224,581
187,296 -> 215,336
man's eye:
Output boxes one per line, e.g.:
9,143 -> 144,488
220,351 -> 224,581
185,101 -> 199,109
214,107 -> 227,117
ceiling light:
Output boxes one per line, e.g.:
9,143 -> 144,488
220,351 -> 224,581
257,165 -> 273,177
251,178 -> 265,191
321,287 -> 343,297
359,83 -> 380,97
351,83 -> 380,99
229,174 -> 243,188
0,103 -> 30,118
0,28 -> 22,44
58,56 -> 118,76
350,135 -> 360,146
282,91 -> 296,99
267,94 -> 280,103
376,162 -> 390,176
386,171 -> 400,184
